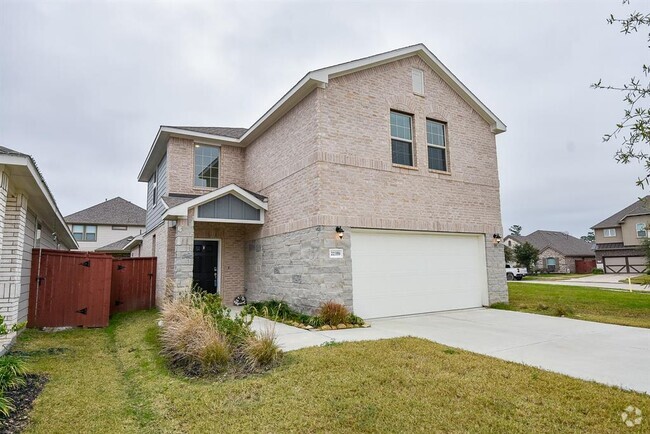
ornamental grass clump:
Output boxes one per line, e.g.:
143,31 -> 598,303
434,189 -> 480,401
318,301 -> 351,326
160,291 -> 281,377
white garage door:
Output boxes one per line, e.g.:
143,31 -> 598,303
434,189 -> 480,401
351,230 -> 488,318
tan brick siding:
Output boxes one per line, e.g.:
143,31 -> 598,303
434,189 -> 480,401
167,137 -> 246,196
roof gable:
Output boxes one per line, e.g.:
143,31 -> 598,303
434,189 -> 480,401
164,184 -> 268,221
510,230 -> 595,257
138,43 -> 506,182
592,196 -> 650,229
65,197 -> 146,226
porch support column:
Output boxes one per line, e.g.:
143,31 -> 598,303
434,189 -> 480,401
173,209 -> 194,299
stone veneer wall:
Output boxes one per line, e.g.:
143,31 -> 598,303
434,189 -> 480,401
245,225 -> 352,314
485,237 -> 508,305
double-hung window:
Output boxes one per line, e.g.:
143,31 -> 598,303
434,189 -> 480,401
390,111 -> 414,166
427,119 -> 447,171
603,228 -> 617,238
194,144 -> 220,188
72,225 -> 97,242
637,223 -> 647,238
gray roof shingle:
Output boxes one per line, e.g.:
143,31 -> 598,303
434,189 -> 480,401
592,196 -> 650,229
96,235 -> 137,252
164,126 -> 248,139
65,197 -> 146,225
509,230 -> 595,257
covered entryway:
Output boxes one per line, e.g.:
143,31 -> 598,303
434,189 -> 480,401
603,256 -> 646,273
350,230 -> 488,318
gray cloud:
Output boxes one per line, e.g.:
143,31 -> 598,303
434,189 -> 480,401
0,0 -> 645,237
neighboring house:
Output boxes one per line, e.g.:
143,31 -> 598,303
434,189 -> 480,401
592,196 -> 650,273
64,197 -> 146,255
504,230 -> 595,273
0,146 -> 77,348
138,44 -> 508,319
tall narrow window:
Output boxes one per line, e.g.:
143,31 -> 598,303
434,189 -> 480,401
427,119 -> 447,172
390,111 -> 414,166
636,223 -> 647,238
194,144 -> 220,188
151,170 -> 157,208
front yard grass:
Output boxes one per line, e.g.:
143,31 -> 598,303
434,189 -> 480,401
523,273 -> 585,281
621,274 -> 650,285
10,309 -> 650,433
494,282 -> 650,328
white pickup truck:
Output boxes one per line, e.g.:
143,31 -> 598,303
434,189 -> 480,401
505,265 -> 527,281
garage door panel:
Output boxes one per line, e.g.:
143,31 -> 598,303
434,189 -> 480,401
351,231 -> 488,318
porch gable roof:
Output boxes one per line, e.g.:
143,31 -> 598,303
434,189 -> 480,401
163,184 -> 268,221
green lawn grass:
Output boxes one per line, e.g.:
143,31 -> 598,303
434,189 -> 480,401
494,282 -> 650,328
9,310 -> 650,433
621,274 -> 650,285
523,273 -> 585,281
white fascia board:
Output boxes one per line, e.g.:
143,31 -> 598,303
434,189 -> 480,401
123,235 -> 143,250
0,154 -> 78,249
193,216 -> 264,225
163,184 -> 268,220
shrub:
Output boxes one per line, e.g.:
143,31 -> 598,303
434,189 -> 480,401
318,301 -> 350,326
160,299 -> 230,374
241,326 -> 282,369
243,301 -> 324,327
191,292 -> 253,346
591,268 -> 604,274
160,291 -> 282,376
0,315 -> 27,418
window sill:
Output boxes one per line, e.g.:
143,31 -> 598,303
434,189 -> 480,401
392,164 -> 418,171
428,169 -> 451,176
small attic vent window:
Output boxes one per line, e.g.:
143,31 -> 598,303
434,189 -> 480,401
412,68 -> 424,95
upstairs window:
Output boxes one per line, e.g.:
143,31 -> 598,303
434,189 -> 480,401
603,228 -> 616,238
194,144 -> 220,188
427,119 -> 447,172
636,223 -> 647,238
72,225 -> 97,242
390,111 -> 414,166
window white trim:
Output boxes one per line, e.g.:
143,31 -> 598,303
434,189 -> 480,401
390,111 -> 414,167
636,223 -> 647,238
603,228 -> 617,238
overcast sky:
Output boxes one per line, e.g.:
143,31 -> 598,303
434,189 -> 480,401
0,0 -> 647,237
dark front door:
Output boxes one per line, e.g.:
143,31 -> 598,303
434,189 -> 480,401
193,240 -> 219,293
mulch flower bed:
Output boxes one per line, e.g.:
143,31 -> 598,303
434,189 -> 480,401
0,375 -> 48,434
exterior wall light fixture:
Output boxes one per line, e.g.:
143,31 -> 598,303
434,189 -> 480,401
492,233 -> 502,245
335,226 -> 345,239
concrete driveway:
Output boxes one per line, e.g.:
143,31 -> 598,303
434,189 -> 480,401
254,309 -> 650,394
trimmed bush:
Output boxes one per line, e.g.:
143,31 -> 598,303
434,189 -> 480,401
591,268 -> 604,274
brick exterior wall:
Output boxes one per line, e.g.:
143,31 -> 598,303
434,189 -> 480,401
149,53 -> 507,310
141,223 -> 172,305
167,137 -> 247,196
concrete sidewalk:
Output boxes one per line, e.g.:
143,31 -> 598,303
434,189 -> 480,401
252,309 -> 650,394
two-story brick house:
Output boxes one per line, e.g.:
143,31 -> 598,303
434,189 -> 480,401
592,196 -> 650,273
138,44 -> 508,318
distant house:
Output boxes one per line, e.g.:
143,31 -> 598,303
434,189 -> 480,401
0,146 -> 77,348
504,230 -> 595,273
592,196 -> 650,273
64,197 -> 145,256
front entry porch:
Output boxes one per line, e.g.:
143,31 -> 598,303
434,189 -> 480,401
162,184 -> 268,304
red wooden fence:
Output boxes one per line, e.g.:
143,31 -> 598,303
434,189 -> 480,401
111,257 -> 156,314
28,249 -> 156,328
575,259 -> 597,274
